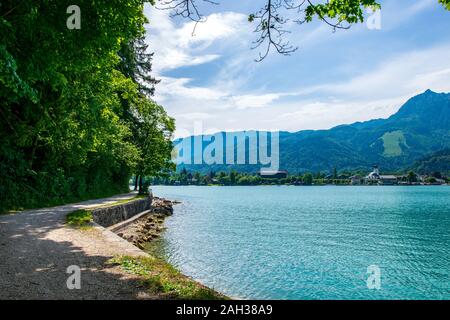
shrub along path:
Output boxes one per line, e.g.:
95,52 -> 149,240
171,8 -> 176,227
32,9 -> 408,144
0,193 -> 154,300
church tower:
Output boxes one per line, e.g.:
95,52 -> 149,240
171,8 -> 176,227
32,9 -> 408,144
373,165 -> 380,175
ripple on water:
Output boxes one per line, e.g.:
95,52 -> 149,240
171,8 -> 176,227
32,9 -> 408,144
152,186 -> 450,300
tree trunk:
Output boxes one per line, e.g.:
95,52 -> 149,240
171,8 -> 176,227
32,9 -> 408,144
134,175 -> 139,191
138,175 -> 143,194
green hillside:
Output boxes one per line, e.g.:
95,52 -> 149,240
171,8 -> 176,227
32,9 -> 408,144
413,149 -> 450,175
176,90 -> 450,174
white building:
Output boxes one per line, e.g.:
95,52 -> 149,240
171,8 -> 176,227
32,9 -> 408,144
350,175 -> 364,185
365,166 -> 398,185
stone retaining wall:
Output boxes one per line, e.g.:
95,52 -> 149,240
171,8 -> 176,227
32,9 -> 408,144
92,195 -> 152,227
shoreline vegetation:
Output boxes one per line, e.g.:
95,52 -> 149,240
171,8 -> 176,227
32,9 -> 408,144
108,256 -> 226,300
149,169 -> 450,187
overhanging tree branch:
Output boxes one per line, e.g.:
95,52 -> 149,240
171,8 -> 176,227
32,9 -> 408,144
157,0 -> 219,35
155,0 -> 450,61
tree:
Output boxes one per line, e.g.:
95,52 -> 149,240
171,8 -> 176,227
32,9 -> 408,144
426,177 -> 437,184
0,1 -> 174,210
118,36 -> 160,98
179,167 -> 188,185
158,0 -> 450,60
133,99 -> 175,193
116,17 -> 175,194
302,172 -> 313,185
193,172 -> 201,185
230,170 -> 237,185
407,171 -> 417,184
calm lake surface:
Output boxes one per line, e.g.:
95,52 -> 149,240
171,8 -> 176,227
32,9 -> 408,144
151,186 -> 450,300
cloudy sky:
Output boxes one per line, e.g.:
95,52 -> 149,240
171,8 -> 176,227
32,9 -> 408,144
143,0 -> 450,138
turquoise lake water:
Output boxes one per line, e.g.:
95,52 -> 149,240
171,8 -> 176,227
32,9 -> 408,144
151,186 -> 450,300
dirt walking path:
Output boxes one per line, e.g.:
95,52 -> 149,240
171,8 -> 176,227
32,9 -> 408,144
0,193 -> 153,300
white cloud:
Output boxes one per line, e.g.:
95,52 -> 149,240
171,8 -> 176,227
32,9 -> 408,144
143,3 -> 450,138
231,94 -> 282,109
275,97 -> 408,132
165,43 -> 450,138
144,5 -> 248,72
320,44 -> 450,100
155,77 -> 227,102
177,13 -> 247,48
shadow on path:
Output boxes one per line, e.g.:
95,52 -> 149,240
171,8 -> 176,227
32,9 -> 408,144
0,193 -> 152,300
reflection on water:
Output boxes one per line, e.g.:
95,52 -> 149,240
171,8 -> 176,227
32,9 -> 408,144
151,186 -> 450,300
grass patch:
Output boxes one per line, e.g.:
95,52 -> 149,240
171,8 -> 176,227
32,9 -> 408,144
381,130 -> 408,157
95,194 -> 148,209
66,209 -> 93,226
108,256 -> 227,300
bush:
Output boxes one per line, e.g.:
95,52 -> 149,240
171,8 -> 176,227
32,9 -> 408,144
66,210 -> 93,226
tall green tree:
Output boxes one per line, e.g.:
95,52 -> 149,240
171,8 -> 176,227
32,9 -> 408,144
117,34 -> 174,194
118,36 -> 160,98
0,1 -> 173,210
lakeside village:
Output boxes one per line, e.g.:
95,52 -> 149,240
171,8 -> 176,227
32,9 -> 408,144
150,166 -> 449,187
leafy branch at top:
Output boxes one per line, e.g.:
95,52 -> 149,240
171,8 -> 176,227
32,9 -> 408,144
155,0 -> 449,61
156,0 -> 219,35
439,0 -> 450,10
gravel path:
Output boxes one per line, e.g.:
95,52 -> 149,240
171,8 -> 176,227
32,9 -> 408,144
0,193 -> 153,300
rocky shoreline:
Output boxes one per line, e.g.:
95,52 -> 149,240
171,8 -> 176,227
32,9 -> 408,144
109,196 -> 226,299
114,197 -> 178,249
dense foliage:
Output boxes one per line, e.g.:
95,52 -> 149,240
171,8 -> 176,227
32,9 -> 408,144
151,169 -> 449,186
0,1 -> 174,211
152,169 -> 346,186
440,0 -> 450,10
413,149 -> 450,175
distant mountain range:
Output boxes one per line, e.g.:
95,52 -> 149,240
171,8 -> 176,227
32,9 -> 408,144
176,90 -> 450,174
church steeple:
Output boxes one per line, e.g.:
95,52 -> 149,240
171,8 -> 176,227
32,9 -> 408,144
373,165 -> 380,175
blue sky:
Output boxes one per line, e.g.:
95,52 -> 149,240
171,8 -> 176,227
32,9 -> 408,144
143,0 -> 450,138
